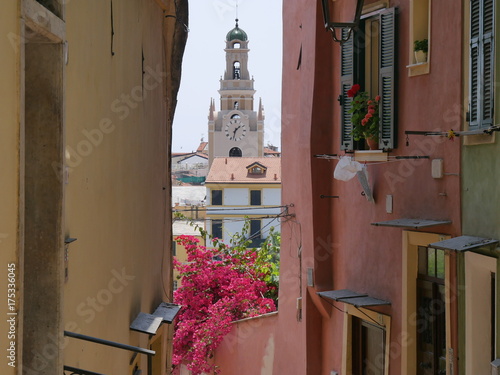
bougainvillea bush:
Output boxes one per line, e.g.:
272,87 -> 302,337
172,229 -> 279,375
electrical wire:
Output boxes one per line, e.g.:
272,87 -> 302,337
173,205 -> 290,213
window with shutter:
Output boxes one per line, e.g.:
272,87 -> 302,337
340,8 -> 397,151
250,190 -> 262,205
469,0 -> 495,130
340,28 -> 355,151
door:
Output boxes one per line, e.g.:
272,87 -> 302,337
417,279 -> 446,375
352,317 -> 386,375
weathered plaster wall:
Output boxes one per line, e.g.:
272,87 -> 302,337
62,1 -> 175,373
278,0 -> 462,374
462,142 -> 500,239
275,1 -> 322,374
0,2 -> 21,375
214,313 -> 278,375
0,0 -> 187,373
326,1 -> 462,373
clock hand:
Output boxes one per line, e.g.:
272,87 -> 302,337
232,126 -> 241,139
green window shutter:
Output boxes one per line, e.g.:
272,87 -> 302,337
340,28 -> 354,151
470,0 -> 480,128
482,0 -> 494,128
378,8 -> 396,150
470,0 -> 494,130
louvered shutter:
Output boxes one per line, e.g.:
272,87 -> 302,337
470,0 -> 480,127
470,0 -> 494,130
482,0 -> 494,128
378,8 -> 396,150
340,28 -> 354,151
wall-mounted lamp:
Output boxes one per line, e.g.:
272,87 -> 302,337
321,0 -> 365,44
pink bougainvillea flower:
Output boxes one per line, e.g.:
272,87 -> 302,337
375,95 -> 381,102
361,118 -> 368,126
365,113 -> 373,119
368,108 -> 376,114
172,235 -> 277,375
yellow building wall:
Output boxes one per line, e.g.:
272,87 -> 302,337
0,2 -> 21,375
0,0 -> 186,374
173,232 -> 205,289
62,1 -> 174,374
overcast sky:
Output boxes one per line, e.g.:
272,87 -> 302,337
172,0 -> 283,153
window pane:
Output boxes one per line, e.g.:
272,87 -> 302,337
250,190 -> 261,205
212,220 -> 223,239
249,220 -> 263,248
436,249 -> 445,279
427,247 -> 436,277
418,246 -> 428,276
250,219 -> 261,237
361,321 -> 385,374
212,189 -> 222,205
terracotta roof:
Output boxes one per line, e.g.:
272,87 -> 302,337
206,157 -> 281,184
264,147 -> 281,155
197,142 -> 208,153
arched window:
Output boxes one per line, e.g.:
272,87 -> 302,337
234,101 -> 239,109
229,147 -> 242,157
233,62 -> 241,79
231,114 -> 241,119
233,42 -> 241,49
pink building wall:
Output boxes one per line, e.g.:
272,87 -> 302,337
213,313 -> 278,374
275,0 -> 463,374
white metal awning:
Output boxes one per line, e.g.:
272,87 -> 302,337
130,302 -> 181,335
317,289 -> 390,307
429,235 -> 499,252
371,218 -> 452,229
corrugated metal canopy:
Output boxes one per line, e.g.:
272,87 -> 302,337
429,235 -> 499,252
317,289 -> 391,307
371,218 -> 452,229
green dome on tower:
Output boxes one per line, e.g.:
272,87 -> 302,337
226,19 -> 248,41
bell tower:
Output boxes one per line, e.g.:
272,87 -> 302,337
208,19 -> 264,167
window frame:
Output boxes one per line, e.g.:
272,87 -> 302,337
248,219 -> 264,248
211,189 -> 223,205
402,231 -> 452,375
342,304 -> 391,375
407,0 -> 431,77
229,147 -> 242,157
340,7 -> 397,151
211,219 -> 223,240
416,246 -> 447,374
250,189 -> 262,206
468,0 -> 495,130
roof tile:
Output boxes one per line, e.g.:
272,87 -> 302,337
206,157 -> 281,184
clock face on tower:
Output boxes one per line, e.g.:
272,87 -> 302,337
225,117 -> 247,141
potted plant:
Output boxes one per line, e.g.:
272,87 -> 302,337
414,39 -> 428,63
347,84 -> 380,149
